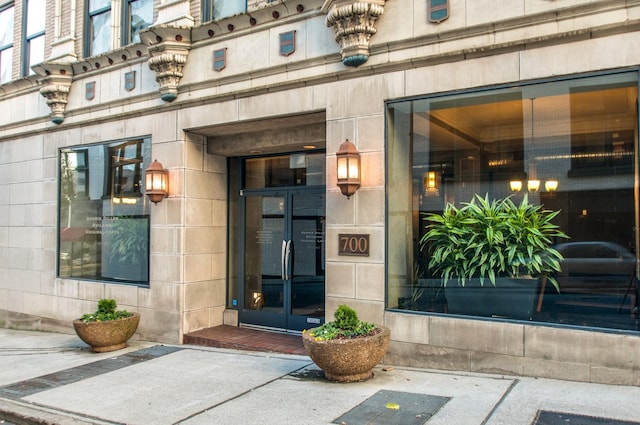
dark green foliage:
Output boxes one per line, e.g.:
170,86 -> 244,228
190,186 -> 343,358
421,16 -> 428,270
420,194 -> 569,291
308,305 -> 377,340
80,298 -> 132,322
333,305 -> 359,330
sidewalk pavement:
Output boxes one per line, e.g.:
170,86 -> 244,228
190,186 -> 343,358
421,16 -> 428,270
1,328 -> 640,425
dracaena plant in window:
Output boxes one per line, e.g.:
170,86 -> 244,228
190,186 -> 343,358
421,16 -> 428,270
420,194 -> 569,291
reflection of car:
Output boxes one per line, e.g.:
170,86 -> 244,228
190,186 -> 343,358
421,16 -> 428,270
555,242 -> 636,295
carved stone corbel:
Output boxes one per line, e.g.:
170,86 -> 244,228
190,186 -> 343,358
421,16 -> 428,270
321,0 -> 387,67
33,62 -> 74,124
140,26 -> 192,102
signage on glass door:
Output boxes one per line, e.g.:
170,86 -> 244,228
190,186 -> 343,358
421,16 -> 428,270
338,234 -> 370,257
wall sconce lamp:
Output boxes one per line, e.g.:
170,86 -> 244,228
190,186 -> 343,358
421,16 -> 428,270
509,180 -> 522,192
145,159 -> 169,204
336,139 -> 361,198
424,171 -> 440,196
545,179 -> 559,192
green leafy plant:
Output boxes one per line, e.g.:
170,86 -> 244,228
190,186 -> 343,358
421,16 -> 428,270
420,194 -> 569,291
307,305 -> 377,341
80,298 -> 133,322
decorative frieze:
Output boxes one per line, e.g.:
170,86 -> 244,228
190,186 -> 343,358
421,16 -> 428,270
140,26 -> 192,102
321,0 -> 387,67
33,62 -> 74,124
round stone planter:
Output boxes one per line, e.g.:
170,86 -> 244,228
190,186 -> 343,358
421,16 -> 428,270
302,326 -> 391,382
73,313 -> 140,353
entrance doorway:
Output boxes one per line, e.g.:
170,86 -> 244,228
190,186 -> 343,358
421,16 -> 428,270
236,154 -> 326,332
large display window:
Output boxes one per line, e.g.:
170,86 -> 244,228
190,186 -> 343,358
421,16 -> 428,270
386,71 -> 639,331
58,138 -> 151,285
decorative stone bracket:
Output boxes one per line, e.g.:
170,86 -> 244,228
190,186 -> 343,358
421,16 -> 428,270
321,0 -> 387,67
33,62 -> 74,124
140,26 -> 192,102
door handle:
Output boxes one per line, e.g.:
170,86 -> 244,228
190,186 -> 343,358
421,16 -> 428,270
281,240 -> 287,280
285,240 -> 292,280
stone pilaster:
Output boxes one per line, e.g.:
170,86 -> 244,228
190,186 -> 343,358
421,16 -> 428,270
322,0 -> 387,67
140,26 -> 192,102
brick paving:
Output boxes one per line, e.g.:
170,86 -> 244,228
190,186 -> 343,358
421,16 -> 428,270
183,325 -> 306,355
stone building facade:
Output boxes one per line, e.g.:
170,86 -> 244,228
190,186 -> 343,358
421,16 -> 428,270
1,0 -> 640,385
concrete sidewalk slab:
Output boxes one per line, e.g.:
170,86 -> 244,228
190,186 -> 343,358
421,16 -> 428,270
2,328 -> 640,425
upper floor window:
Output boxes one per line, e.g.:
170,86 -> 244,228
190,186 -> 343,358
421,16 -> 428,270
124,0 -> 153,45
85,0 -> 153,58
22,0 -> 45,76
86,0 -> 111,56
202,0 -> 246,23
0,3 -> 14,83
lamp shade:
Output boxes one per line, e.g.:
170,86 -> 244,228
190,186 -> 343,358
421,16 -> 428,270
527,179 -> 540,192
545,180 -> 559,192
509,180 -> 522,192
145,159 -> 168,204
336,140 -> 361,198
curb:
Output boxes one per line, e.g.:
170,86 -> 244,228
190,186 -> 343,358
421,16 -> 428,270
0,398 -> 119,425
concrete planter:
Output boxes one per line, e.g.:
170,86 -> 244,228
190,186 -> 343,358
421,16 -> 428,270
302,326 -> 391,382
73,313 -> 140,352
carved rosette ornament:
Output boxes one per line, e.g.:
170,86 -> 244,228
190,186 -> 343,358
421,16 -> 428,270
140,26 -> 191,102
33,62 -> 74,124
321,0 -> 387,67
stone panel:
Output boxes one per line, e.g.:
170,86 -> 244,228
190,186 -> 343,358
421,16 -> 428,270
385,311 -> 430,344
184,280 -> 225,311
429,316 -> 525,356
356,115 -> 384,152
325,184 -> 355,226
9,182 -> 42,205
470,351 -> 525,377
522,356 -> 590,383
10,159 -> 43,183
150,254 -> 182,283
8,269 -> 40,293
326,74 -> 405,120
185,170 -> 225,200
467,0 -> 523,26
78,281 -> 105,301
326,262 -> 355,298
184,254 -> 213,283
238,87 -> 316,121
138,282 -> 179,312
405,53 -> 521,98
386,340 -> 471,372
183,308 -> 210,334
360,152 -> 384,189
184,226 -> 217,254
520,34 -> 640,82
354,189 -> 384,231
55,279 -> 79,299
136,308 -> 180,343
326,119 -> 356,154
104,284 -> 139,308
525,326 -> 640,370
325,298 -> 384,325
356,262 -> 384,302
151,140 -> 184,170
590,366 -> 640,386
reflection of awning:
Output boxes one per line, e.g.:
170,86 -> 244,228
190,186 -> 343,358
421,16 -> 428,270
60,227 -> 94,242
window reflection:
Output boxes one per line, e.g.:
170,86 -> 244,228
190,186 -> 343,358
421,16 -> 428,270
386,71 -> 639,331
58,139 -> 151,285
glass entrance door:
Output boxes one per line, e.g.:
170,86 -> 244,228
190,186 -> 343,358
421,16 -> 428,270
239,188 -> 325,331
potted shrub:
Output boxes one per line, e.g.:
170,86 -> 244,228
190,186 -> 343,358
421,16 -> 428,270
73,298 -> 140,352
302,305 -> 391,382
420,194 -> 569,319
